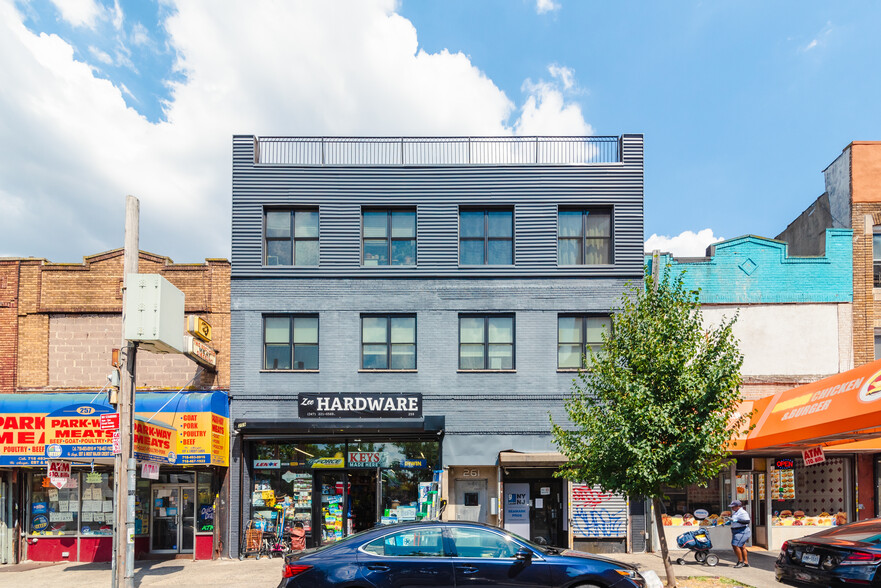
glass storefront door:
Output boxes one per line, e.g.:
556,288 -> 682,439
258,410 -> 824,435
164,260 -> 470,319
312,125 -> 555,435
151,484 -> 195,553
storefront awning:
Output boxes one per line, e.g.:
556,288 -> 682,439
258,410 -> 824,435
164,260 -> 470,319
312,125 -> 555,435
0,391 -> 229,467
744,358 -> 881,451
234,416 -> 444,438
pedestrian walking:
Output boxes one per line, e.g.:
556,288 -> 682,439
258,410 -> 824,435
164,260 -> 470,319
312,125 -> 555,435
728,500 -> 750,568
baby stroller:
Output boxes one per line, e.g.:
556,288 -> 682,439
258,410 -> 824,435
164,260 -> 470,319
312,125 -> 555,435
675,528 -> 719,566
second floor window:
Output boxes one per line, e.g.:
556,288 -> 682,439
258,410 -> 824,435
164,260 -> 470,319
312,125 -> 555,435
558,208 -> 612,265
264,209 -> 319,266
558,315 -> 611,369
264,315 -> 318,370
363,209 -> 416,266
459,314 -> 514,370
459,208 -> 513,265
361,315 -> 416,370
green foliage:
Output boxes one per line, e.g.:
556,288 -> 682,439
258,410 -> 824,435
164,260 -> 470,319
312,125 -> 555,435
552,269 -> 745,499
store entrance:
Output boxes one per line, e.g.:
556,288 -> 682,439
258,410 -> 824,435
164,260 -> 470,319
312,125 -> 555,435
151,484 -> 196,553
348,470 -> 378,532
314,470 -> 378,544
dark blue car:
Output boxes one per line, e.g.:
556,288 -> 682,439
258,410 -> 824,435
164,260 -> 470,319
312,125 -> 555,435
776,518 -> 881,586
277,521 -> 649,588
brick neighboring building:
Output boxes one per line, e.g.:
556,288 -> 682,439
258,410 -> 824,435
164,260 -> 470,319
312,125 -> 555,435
777,141 -> 881,368
776,141 -> 881,523
0,249 -> 230,564
0,249 -> 230,394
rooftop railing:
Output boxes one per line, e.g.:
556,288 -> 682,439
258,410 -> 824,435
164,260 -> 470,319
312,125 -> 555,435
255,136 -> 621,166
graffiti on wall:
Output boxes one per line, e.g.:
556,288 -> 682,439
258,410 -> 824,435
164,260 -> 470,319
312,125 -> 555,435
571,483 -> 626,538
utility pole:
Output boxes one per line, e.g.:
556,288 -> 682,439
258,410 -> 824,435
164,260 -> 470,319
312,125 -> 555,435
114,195 -> 139,588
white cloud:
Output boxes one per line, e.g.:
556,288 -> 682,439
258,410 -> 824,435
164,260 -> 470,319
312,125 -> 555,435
548,64 -> 574,90
88,45 -> 113,64
111,0 -> 123,31
536,0 -> 560,14
644,229 -> 724,257
800,21 -> 833,53
130,22 -> 151,48
49,0 -> 102,29
0,0 -> 593,262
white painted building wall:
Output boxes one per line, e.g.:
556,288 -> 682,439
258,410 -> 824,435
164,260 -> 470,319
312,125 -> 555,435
702,303 -> 853,377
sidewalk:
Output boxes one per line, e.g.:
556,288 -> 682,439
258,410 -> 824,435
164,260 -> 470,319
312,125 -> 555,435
0,558 -> 285,588
0,549 -> 779,588
614,547 -> 779,587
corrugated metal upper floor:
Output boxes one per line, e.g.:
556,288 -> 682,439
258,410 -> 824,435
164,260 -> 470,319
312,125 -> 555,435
231,134 -> 644,279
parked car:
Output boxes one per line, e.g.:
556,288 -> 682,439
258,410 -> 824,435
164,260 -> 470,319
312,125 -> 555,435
776,518 -> 881,586
277,520 -> 651,588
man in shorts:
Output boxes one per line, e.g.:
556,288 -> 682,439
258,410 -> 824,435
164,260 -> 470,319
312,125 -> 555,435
729,500 -> 750,568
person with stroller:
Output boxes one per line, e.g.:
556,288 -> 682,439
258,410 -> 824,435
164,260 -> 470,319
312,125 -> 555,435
729,500 -> 750,568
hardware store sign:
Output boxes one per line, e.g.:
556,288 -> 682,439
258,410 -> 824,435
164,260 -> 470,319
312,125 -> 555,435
298,393 -> 422,418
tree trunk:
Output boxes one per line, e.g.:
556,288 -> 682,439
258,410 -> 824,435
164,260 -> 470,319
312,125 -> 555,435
652,496 -> 677,588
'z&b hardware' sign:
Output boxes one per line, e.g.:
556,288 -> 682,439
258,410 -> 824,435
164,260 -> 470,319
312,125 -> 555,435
299,393 -> 422,418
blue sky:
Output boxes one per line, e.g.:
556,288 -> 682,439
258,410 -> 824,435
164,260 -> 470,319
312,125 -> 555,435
1,0 -> 880,261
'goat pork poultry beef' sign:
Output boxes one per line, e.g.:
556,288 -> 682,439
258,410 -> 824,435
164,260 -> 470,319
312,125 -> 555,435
298,393 -> 422,418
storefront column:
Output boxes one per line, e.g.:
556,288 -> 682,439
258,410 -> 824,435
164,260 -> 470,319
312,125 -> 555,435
765,458 -> 773,551
856,454 -> 875,520
729,461 -> 737,505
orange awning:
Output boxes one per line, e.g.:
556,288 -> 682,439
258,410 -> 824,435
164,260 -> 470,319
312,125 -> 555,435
729,397 -> 772,451
744,358 -> 881,451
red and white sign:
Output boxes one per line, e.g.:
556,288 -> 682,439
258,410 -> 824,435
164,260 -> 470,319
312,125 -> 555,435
141,462 -> 159,480
47,460 -> 71,489
803,446 -> 826,466
100,412 -> 120,431
112,430 -> 121,455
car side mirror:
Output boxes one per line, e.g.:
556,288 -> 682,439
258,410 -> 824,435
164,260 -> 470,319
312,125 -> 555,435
515,548 -> 532,562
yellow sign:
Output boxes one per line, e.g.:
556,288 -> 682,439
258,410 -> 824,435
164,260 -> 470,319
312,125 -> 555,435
187,315 -> 213,342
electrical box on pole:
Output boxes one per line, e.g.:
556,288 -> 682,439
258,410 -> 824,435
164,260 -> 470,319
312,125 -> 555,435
123,274 -> 185,354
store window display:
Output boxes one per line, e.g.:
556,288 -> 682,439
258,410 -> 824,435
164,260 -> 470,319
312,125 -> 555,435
29,473 -> 80,536
249,439 -> 440,547
79,472 -> 114,535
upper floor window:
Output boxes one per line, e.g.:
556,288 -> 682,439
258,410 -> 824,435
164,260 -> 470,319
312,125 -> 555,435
558,208 -> 612,265
264,209 -> 319,266
459,314 -> 514,370
558,315 -> 611,369
264,315 -> 318,370
873,226 -> 881,287
362,315 -> 416,370
362,209 -> 416,266
459,208 -> 513,265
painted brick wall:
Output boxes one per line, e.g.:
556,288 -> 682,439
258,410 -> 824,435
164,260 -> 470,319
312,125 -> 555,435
230,276 -> 630,434
648,229 -> 853,304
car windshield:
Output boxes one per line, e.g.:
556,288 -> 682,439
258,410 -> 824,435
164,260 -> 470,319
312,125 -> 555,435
499,528 -> 563,554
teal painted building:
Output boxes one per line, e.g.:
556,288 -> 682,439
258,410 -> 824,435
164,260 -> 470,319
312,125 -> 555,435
646,228 -> 853,304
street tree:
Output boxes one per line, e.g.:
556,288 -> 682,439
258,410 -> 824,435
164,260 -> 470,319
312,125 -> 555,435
551,269 -> 745,588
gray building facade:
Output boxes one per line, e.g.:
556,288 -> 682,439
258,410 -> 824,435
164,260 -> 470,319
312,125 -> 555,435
230,135 -> 644,554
